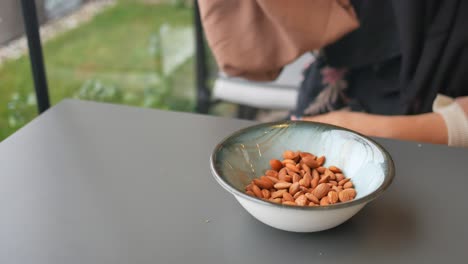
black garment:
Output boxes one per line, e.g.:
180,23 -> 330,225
295,0 -> 468,117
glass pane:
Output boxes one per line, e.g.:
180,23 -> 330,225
1,0 -> 219,141
44,0 -> 195,110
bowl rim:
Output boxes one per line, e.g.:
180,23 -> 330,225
210,120 -> 395,210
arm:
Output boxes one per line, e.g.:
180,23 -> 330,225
296,111 -> 448,144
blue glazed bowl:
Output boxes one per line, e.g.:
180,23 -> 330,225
210,121 -> 395,232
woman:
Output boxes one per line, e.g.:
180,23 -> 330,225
199,0 -> 468,146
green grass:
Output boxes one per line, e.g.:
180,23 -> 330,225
0,1 -> 198,140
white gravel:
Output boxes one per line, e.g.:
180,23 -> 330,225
0,0 -> 116,66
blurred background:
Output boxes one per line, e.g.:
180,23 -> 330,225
0,0 -> 241,141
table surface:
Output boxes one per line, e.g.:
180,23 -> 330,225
1,99 -> 467,264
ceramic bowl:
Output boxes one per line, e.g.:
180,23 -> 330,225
210,121 -> 395,232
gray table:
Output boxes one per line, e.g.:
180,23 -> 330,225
1,99 -> 467,264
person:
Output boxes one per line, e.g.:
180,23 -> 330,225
199,0 -> 468,147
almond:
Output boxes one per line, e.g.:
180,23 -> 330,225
328,170 -> 336,180
274,182 -> 292,189
246,190 -> 255,196
283,150 -> 297,160
245,183 -> 253,192
282,201 -> 297,206
252,184 -> 262,198
302,163 -> 311,174
338,178 -> 351,186
319,175 -> 330,184
305,193 -> 320,204
309,202 -> 318,206
328,191 -> 339,204
293,191 -> 304,199
283,192 -> 294,202
316,166 -> 326,174
269,197 -> 282,204
332,185 -> 343,192
311,175 -> 319,189
335,173 -> 345,182
285,163 -> 300,173
253,178 -> 274,189
282,159 -> 296,165
317,156 -> 326,166
339,189 -> 356,202
269,159 -> 283,171
329,180 -> 338,186
262,189 -> 271,199
311,183 -> 330,199
271,189 -> 287,199
266,176 -> 279,183
329,165 -> 342,173
302,155 -> 319,168
295,194 -> 308,206
278,168 -> 288,180
343,182 -> 354,189
320,197 -> 329,206
265,170 -> 279,178
292,173 -> 301,183
300,152 -> 316,160
301,172 -> 312,188
289,182 -> 300,195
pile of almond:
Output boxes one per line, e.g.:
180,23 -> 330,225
245,150 -> 356,206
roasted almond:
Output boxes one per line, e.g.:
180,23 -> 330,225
282,201 -> 297,206
266,176 -> 279,183
245,183 -> 253,192
269,159 -> 283,171
329,165 -> 342,173
300,152 -> 316,159
324,168 -> 335,178
338,178 -> 351,186
295,194 -> 308,206
335,173 -> 345,182
329,180 -> 338,186
292,173 -> 301,183
265,170 -> 279,178
274,182 -> 292,189
269,197 -> 282,204
344,182 -> 354,189
300,173 -> 312,188
311,183 -> 330,199
252,184 -> 262,198
320,196 -> 330,206
293,191 -> 304,199
311,176 -> 319,189
289,182 -> 300,195
339,189 -> 356,202
316,166 -> 326,174
305,193 -> 320,204
282,159 -> 296,165
319,175 -> 330,184
271,189 -> 287,199
253,178 -> 274,189
283,192 -> 294,202
285,163 -> 300,173
309,202 -> 318,206
302,155 -> 319,168
283,150 -> 297,160
328,191 -> 339,204
246,190 -> 255,196
262,189 -> 271,199
302,163 -> 311,174
317,156 -> 326,166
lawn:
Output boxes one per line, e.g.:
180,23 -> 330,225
0,0 -> 212,141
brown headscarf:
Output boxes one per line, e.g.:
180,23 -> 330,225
199,0 -> 359,81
